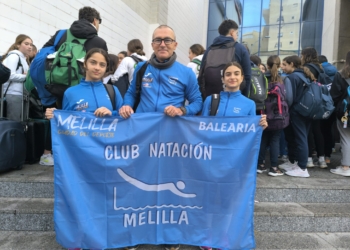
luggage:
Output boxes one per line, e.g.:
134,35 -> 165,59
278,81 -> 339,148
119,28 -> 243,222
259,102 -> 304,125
0,118 -> 26,171
0,82 -> 26,171
25,118 -> 49,164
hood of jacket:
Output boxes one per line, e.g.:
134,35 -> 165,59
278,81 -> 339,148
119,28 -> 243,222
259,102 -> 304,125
70,19 -> 98,40
322,62 -> 337,77
211,35 -> 235,46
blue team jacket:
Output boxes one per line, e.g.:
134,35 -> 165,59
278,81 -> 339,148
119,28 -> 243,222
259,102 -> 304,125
202,90 -> 256,116
123,61 -> 203,115
63,79 -> 123,115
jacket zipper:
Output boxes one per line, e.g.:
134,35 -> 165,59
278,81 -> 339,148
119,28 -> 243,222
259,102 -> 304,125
224,93 -> 230,116
155,69 -> 161,112
91,82 -> 99,108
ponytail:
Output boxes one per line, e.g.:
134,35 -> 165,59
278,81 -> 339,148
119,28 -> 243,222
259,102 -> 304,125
266,55 -> 281,83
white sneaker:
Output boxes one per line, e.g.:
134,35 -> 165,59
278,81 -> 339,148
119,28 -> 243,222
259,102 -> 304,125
318,160 -> 328,169
306,158 -> 315,168
285,166 -> 310,178
279,161 -> 297,171
39,154 -> 54,166
330,166 -> 350,177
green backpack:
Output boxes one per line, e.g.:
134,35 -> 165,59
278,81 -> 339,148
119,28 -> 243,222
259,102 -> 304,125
45,29 -> 86,99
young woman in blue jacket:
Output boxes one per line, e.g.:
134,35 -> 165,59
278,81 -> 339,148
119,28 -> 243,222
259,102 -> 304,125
201,62 -> 267,130
200,61 -> 267,250
45,48 -> 123,119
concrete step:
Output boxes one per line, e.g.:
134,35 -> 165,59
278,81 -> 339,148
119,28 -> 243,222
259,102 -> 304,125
1,231 -> 349,250
1,153 -> 349,203
1,197 -> 350,233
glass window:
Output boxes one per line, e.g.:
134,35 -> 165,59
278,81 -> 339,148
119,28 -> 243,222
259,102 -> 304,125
301,0 -> 324,22
226,0 -> 243,25
241,0 -> 262,27
208,2 -> 225,30
241,26 -> 260,55
282,0 -> 301,24
280,23 -> 300,56
261,0 -> 281,26
260,25 -> 279,55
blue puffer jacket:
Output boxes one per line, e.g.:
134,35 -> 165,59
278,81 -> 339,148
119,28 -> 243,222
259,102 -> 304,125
123,61 -> 203,115
202,91 -> 256,116
63,79 -> 123,115
321,62 -> 337,81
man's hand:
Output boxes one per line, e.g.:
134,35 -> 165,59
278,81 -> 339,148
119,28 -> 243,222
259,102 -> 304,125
45,108 -> 56,120
94,107 -> 112,117
259,114 -> 268,130
119,105 -> 134,119
164,106 -> 183,117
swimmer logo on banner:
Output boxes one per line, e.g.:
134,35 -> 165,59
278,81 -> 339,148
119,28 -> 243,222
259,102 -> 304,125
52,111 -> 262,250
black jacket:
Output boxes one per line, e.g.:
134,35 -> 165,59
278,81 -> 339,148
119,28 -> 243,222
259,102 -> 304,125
330,71 -> 349,120
43,19 -> 108,52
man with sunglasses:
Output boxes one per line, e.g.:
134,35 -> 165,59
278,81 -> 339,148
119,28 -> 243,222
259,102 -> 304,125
43,6 -> 107,52
120,25 -> 202,119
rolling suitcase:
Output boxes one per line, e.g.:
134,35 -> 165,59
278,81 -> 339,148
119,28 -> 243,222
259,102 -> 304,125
0,83 -> 26,171
21,87 -> 48,164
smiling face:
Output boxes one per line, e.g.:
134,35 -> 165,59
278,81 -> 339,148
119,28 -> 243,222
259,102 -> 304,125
84,52 -> 107,81
282,60 -> 294,74
152,27 -> 178,62
222,65 -> 244,92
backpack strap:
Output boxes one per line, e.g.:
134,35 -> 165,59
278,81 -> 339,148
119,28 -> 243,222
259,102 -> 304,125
192,59 -> 201,65
210,93 -> 220,116
54,29 -> 67,46
103,83 -> 116,111
192,59 -> 201,71
134,61 -> 149,110
3,54 -> 23,97
129,55 -> 144,69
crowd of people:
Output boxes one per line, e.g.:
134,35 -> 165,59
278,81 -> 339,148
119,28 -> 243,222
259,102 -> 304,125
1,5 -> 350,250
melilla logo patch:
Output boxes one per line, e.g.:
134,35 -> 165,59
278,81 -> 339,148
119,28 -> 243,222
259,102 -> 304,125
168,76 -> 178,85
142,73 -> 153,88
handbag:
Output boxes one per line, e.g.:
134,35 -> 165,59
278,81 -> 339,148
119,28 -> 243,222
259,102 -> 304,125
0,62 -> 11,85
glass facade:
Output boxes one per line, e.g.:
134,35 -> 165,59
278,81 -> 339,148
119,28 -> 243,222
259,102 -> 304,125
207,0 -> 324,63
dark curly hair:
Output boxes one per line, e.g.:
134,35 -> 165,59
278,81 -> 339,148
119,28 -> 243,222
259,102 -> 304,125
301,47 -> 322,69
78,6 -> 100,23
218,19 -> 238,36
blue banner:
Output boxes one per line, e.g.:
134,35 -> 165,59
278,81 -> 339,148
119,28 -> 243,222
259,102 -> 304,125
52,111 -> 262,250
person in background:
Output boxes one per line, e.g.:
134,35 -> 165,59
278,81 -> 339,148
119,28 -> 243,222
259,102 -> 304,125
113,39 -> 147,83
318,55 -> 337,81
329,51 -> 350,176
257,55 -> 285,177
117,51 -> 127,67
259,63 -> 267,73
1,34 -> 32,121
103,54 -> 119,84
278,55 -> 314,178
187,43 -> 205,77
28,44 -> 37,64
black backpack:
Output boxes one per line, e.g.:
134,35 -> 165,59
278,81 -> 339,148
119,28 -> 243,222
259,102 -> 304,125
112,55 -> 144,97
198,41 -> 237,99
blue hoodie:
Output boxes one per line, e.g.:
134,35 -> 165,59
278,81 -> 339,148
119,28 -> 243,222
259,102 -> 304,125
202,91 -> 255,116
63,79 -> 123,115
321,62 -> 337,81
199,36 -> 251,97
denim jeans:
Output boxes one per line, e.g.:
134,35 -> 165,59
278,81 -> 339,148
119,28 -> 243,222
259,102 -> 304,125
258,129 -> 282,167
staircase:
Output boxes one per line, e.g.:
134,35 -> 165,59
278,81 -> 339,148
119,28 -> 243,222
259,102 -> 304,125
0,149 -> 349,250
